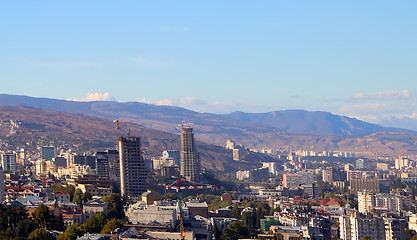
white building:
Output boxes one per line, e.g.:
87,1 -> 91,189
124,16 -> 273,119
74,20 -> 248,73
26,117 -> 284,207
358,191 -> 403,213
126,201 -> 177,227
262,162 -> 278,175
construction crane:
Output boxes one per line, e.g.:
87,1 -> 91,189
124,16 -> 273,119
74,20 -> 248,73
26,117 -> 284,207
166,178 -> 217,240
176,178 -> 186,240
177,122 -> 193,130
113,119 -> 136,140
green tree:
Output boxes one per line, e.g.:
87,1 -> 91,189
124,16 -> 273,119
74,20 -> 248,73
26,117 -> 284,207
16,219 -> 36,238
231,203 -> 240,219
31,204 -> 64,231
32,204 -> 50,229
83,212 -> 107,233
221,221 -> 250,240
28,228 -> 54,240
5,204 -> 28,229
72,189 -> 83,205
0,227 -> 19,240
57,223 -> 85,240
101,218 -> 125,234
102,193 -> 126,219
163,193 -> 178,200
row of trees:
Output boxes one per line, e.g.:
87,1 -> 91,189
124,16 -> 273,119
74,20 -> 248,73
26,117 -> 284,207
212,200 -> 272,240
0,203 -> 64,240
50,185 -> 92,205
57,213 -> 125,240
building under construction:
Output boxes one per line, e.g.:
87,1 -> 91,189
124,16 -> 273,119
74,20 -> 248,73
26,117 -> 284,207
118,136 -> 148,198
180,127 -> 200,181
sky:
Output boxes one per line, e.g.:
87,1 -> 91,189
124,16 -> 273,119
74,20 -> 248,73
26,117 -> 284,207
1,1 -> 417,123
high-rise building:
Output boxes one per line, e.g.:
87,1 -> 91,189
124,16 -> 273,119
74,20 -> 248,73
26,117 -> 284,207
118,137 -> 148,198
283,172 -> 315,188
322,167 -> 334,183
350,178 -> 380,195
180,127 -> 200,181
162,150 -> 180,166
85,155 -> 95,169
95,152 -> 109,178
107,150 -> 120,189
41,146 -> 56,160
0,167 -> 4,203
340,213 -> 386,240
1,153 -> 17,173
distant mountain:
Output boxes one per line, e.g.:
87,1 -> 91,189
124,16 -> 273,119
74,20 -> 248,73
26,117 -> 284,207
380,116 -> 417,132
0,94 -> 414,154
0,105 -> 275,172
225,110 -> 407,136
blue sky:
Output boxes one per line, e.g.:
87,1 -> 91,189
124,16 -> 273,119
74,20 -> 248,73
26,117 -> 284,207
1,1 -> 417,123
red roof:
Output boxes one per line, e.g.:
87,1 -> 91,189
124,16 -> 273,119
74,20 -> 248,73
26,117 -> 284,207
320,198 -> 341,207
5,186 -> 34,191
55,191 -> 70,195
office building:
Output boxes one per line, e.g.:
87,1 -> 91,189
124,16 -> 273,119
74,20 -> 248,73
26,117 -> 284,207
339,213 -> 386,240
119,137 -> 148,198
283,172 -> 315,188
0,167 -> 4,203
41,146 -> 56,160
85,155 -> 95,169
162,150 -> 180,166
1,153 -> 17,173
358,191 -> 403,213
95,152 -> 109,178
322,167 -> 333,183
107,150 -> 120,188
180,127 -> 200,181
350,178 -> 380,195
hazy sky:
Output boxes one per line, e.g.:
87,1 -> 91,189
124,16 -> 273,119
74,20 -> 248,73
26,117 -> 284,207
1,1 -> 417,123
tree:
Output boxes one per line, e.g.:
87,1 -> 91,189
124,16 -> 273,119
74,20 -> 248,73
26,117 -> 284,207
16,219 -> 36,238
28,228 -> 54,240
83,212 -> 107,233
221,221 -> 250,240
5,204 -> 28,229
32,204 -> 50,229
231,203 -> 240,219
72,189 -> 83,205
101,218 -> 125,234
31,204 -> 64,231
57,223 -> 85,240
102,193 -> 126,219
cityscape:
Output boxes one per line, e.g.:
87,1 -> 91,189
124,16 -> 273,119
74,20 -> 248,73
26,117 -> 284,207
1,102 -> 417,240
2,1 -> 417,240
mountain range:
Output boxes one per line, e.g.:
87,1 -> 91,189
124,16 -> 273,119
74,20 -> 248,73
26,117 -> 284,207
1,94 -> 417,157
0,105 -> 276,172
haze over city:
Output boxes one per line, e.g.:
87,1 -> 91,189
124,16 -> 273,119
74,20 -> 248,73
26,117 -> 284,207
2,1 -> 417,123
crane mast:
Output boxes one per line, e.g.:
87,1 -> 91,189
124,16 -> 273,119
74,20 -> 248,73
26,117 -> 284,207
113,119 -> 136,140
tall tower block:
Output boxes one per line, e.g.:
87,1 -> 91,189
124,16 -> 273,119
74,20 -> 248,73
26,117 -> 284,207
180,127 -> 200,181
118,137 -> 148,198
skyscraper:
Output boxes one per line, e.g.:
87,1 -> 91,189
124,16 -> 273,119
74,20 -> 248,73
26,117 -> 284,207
180,127 -> 200,181
1,153 -> 17,173
0,167 -> 4,203
118,137 -> 148,198
95,152 -> 109,178
107,149 -> 120,190
41,146 -> 56,160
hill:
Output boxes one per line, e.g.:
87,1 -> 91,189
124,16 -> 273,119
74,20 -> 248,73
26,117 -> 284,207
0,106 -> 276,172
0,94 -> 413,153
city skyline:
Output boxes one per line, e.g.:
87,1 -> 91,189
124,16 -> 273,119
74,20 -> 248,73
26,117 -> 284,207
2,1 -> 417,123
